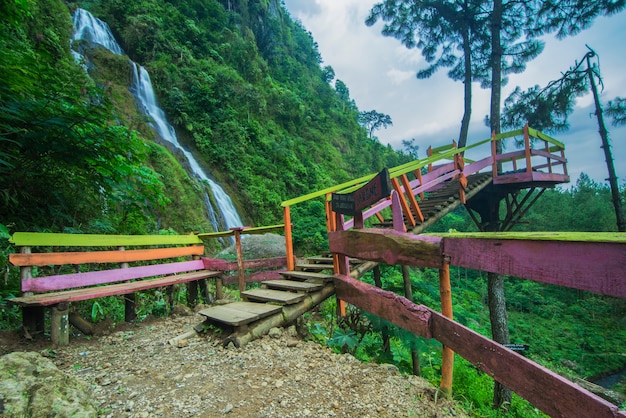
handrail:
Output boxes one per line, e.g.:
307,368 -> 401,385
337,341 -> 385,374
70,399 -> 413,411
282,125 -> 568,272
196,224 -> 284,240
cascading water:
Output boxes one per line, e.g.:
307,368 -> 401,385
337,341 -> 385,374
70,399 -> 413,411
71,9 -> 243,236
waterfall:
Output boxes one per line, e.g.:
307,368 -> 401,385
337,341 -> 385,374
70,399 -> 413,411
71,8 -> 243,235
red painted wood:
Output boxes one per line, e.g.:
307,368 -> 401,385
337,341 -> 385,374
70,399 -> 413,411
444,238 -> 626,298
22,260 -> 205,292
430,311 -> 625,418
333,274 -> 432,338
10,270 -> 222,307
335,274 -> 624,417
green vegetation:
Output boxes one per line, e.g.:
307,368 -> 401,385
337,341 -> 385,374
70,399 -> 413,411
1,0 -> 624,416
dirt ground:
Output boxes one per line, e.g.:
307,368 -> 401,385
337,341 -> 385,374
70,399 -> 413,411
0,308 -> 468,418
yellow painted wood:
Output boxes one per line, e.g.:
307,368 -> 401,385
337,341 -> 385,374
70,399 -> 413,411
281,126 -> 557,208
426,231 -> 626,243
10,232 -> 202,247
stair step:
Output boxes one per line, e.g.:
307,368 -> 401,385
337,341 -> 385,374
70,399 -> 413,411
306,256 -> 333,263
199,302 -> 282,327
263,279 -> 324,292
281,270 -> 335,282
296,263 -> 334,271
241,288 -> 306,305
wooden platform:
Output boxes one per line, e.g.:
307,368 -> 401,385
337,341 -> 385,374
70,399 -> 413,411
262,279 -> 324,292
241,288 -> 306,305
199,302 -> 282,326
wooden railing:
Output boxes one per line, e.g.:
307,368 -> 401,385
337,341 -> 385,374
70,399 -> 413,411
329,229 -> 626,418
281,124 -> 569,269
198,224 -> 286,294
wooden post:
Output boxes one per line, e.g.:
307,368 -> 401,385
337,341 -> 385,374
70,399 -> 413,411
51,303 -> 69,346
391,191 -> 405,232
187,254 -> 200,307
334,211 -> 347,317
400,174 -> 424,222
391,177 -> 416,227
231,227 -> 245,293
545,141 -> 553,173
439,261 -> 454,394
427,146 -> 433,172
284,206 -> 295,271
402,265 -> 421,376
119,246 -> 136,322
216,276 -> 224,300
415,169 -> 425,200
19,247 -> 45,336
524,124 -> 532,173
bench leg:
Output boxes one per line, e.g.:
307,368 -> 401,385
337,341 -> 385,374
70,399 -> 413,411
23,306 -> 45,338
216,276 -> 224,300
124,293 -> 136,322
186,281 -> 198,307
50,303 -> 69,346
199,279 -> 214,304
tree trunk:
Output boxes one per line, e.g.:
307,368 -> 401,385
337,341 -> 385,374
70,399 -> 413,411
489,0 -> 511,409
458,21 -> 472,150
586,56 -> 626,232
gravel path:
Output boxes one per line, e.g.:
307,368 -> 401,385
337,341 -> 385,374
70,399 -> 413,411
4,310 -> 467,418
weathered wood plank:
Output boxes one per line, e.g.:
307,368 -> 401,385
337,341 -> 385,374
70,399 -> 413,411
334,274 -> 625,418
443,238 -> 626,298
333,274 -> 432,338
9,270 -> 221,307
22,260 -> 206,292
10,232 -> 202,247
429,310 -> 625,418
198,305 -> 261,326
281,271 -> 335,282
329,229 -> 443,268
199,302 -> 281,326
241,288 -> 306,304
262,279 -> 324,292
430,231 -> 626,243
10,245 -> 205,267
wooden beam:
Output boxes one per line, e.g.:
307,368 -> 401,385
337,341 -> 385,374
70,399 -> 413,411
430,311 -> 626,418
443,237 -> 626,298
10,245 -> 205,267
333,274 -> 432,339
22,260 -> 207,292
10,270 -> 222,307
329,229 -> 443,268
10,232 -> 202,247
334,274 -> 626,418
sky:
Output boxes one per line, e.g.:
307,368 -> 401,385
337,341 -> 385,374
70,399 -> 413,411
282,0 -> 626,186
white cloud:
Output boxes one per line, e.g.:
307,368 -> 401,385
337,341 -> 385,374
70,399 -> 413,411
386,68 -> 414,85
283,0 -> 626,182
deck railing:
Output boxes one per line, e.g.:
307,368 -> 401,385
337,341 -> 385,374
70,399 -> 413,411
281,124 -> 569,269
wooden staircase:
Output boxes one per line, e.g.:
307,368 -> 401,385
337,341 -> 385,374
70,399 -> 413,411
377,173 -> 493,233
198,256 -> 339,333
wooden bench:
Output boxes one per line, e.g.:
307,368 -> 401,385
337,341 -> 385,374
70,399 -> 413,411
8,232 -> 221,345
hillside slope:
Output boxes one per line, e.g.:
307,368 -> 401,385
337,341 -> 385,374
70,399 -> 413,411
1,0 -> 410,234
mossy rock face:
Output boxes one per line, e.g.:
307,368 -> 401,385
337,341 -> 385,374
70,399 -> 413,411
0,351 -> 97,418
218,233 -> 286,260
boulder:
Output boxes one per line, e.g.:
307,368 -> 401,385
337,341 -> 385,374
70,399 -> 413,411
0,351 -> 97,417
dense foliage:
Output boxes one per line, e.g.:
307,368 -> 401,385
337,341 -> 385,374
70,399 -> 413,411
1,0 -> 624,416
